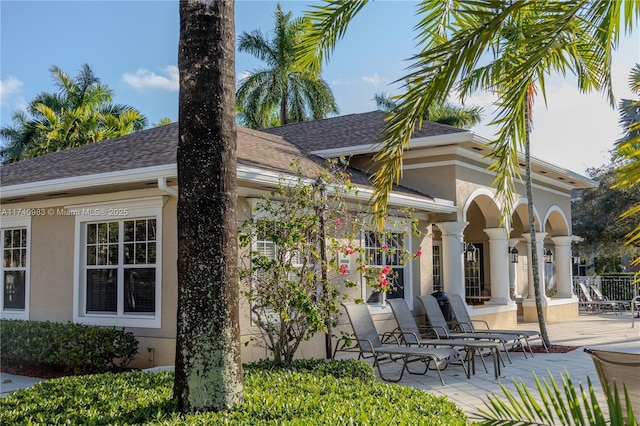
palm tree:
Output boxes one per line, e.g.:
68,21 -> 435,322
0,64 -> 147,162
374,91 -> 483,129
236,4 -> 338,129
614,64 -> 640,274
174,0 -> 244,413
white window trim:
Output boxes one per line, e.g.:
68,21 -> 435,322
70,197 -> 164,328
360,219 -> 413,313
1,216 -> 31,320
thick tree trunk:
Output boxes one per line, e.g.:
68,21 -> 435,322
175,0 -> 244,413
524,91 -> 551,348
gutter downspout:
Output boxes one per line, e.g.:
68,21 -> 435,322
158,177 -> 178,197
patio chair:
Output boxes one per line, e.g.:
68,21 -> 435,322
584,347 -> 640,424
590,284 -> 629,312
578,282 -> 621,313
340,302 -> 461,384
387,298 -> 502,379
447,293 -> 548,355
416,294 -> 523,364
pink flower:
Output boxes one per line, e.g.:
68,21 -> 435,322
415,250 -> 422,257
342,245 -> 356,255
378,277 -> 389,290
340,264 -> 349,275
334,219 -> 343,229
380,265 -> 392,275
358,263 -> 368,273
381,244 -> 388,252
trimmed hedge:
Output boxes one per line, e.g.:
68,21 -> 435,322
0,319 -> 138,374
0,360 -> 467,425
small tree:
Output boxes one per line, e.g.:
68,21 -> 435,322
238,161 -> 419,364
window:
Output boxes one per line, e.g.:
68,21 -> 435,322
464,243 -> 484,297
361,230 -> 408,304
72,198 -> 162,328
432,244 -> 442,292
1,217 -> 30,319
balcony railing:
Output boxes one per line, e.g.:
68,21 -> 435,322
572,275 -> 639,301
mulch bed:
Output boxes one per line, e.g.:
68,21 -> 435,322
2,365 -> 83,380
510,344 -> 581,353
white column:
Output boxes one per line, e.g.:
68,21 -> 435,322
436,221 -> 467,298
483,228 -> 514,305
521,232 -> 548,301
508,238 -> 521,298
551,236 -> 574,298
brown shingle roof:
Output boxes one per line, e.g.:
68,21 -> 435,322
0,112 -> 442,201
0,123 -> 362,187
262,110 -> 466,151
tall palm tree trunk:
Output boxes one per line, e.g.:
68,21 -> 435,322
280,91 -> 289,125
524,88 -> 551,348
175,0 -> 244,413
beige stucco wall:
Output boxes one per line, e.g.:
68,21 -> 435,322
29,211 -> 75,323
522,301 -> 579,323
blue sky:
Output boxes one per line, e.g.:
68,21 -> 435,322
1,1 -> 638,174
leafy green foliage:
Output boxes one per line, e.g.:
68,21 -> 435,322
238,161 -> 419,364
374,90 -> 483,129
0,360 -> 466,425
572,165 -> 640,267
0,64 -> 147,163
473,371 -> 637,426
236,5 -> 338,129
0,319 -> 138,374
614,64 -> 640,277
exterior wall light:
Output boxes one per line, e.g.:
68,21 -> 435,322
544,248 -> 554,264
509,246 -> 519,264
464,242 -> 477,263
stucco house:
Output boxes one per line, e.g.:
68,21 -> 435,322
0,111 -> 595,367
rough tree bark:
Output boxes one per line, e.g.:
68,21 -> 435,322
174,0 -> 244,413
524,89 -> 551,348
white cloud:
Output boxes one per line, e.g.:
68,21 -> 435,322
362,73 -> 385,86
122,65 -> 178,92
0,76 -> 24,106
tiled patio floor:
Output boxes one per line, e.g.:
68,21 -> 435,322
338,311 -> 640,421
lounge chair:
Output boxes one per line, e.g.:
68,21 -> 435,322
416,294 -> 523,364
578,282 -> 622,313
590,284 -> 629,312
387,298 -> 501,379
584,347 -> 640,424
340,302 -> 460,384
447,293 -> 548,355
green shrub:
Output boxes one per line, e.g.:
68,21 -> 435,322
244,358 -> 376,383
0,319 -> 138,374
0,361 -> 466,425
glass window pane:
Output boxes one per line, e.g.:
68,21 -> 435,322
4,231 -> 11,248
3,271 -> 25,310
87,245 -> 96,265
97,245 -> 108,265
136,220 -> 147,241
124,221 -> 134,242
18,249 -> 26,268
3,249 -> 11,268
87,223 -> 97,245
109,222 -> 119,243
11,230 -> 20,247
108,245 -> 118,265
136,243 -> 146,264
124,268 -> 155,313
21,229 -> 27,247
97,223 -> 108,244
148,243 -> 156,264
148,219 -> 156,241
124,243 -> 134,265
86,269 -> 117,312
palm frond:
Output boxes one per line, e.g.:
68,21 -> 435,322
473,371 -> 635,426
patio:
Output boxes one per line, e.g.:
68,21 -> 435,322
339,311 -> 640,420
